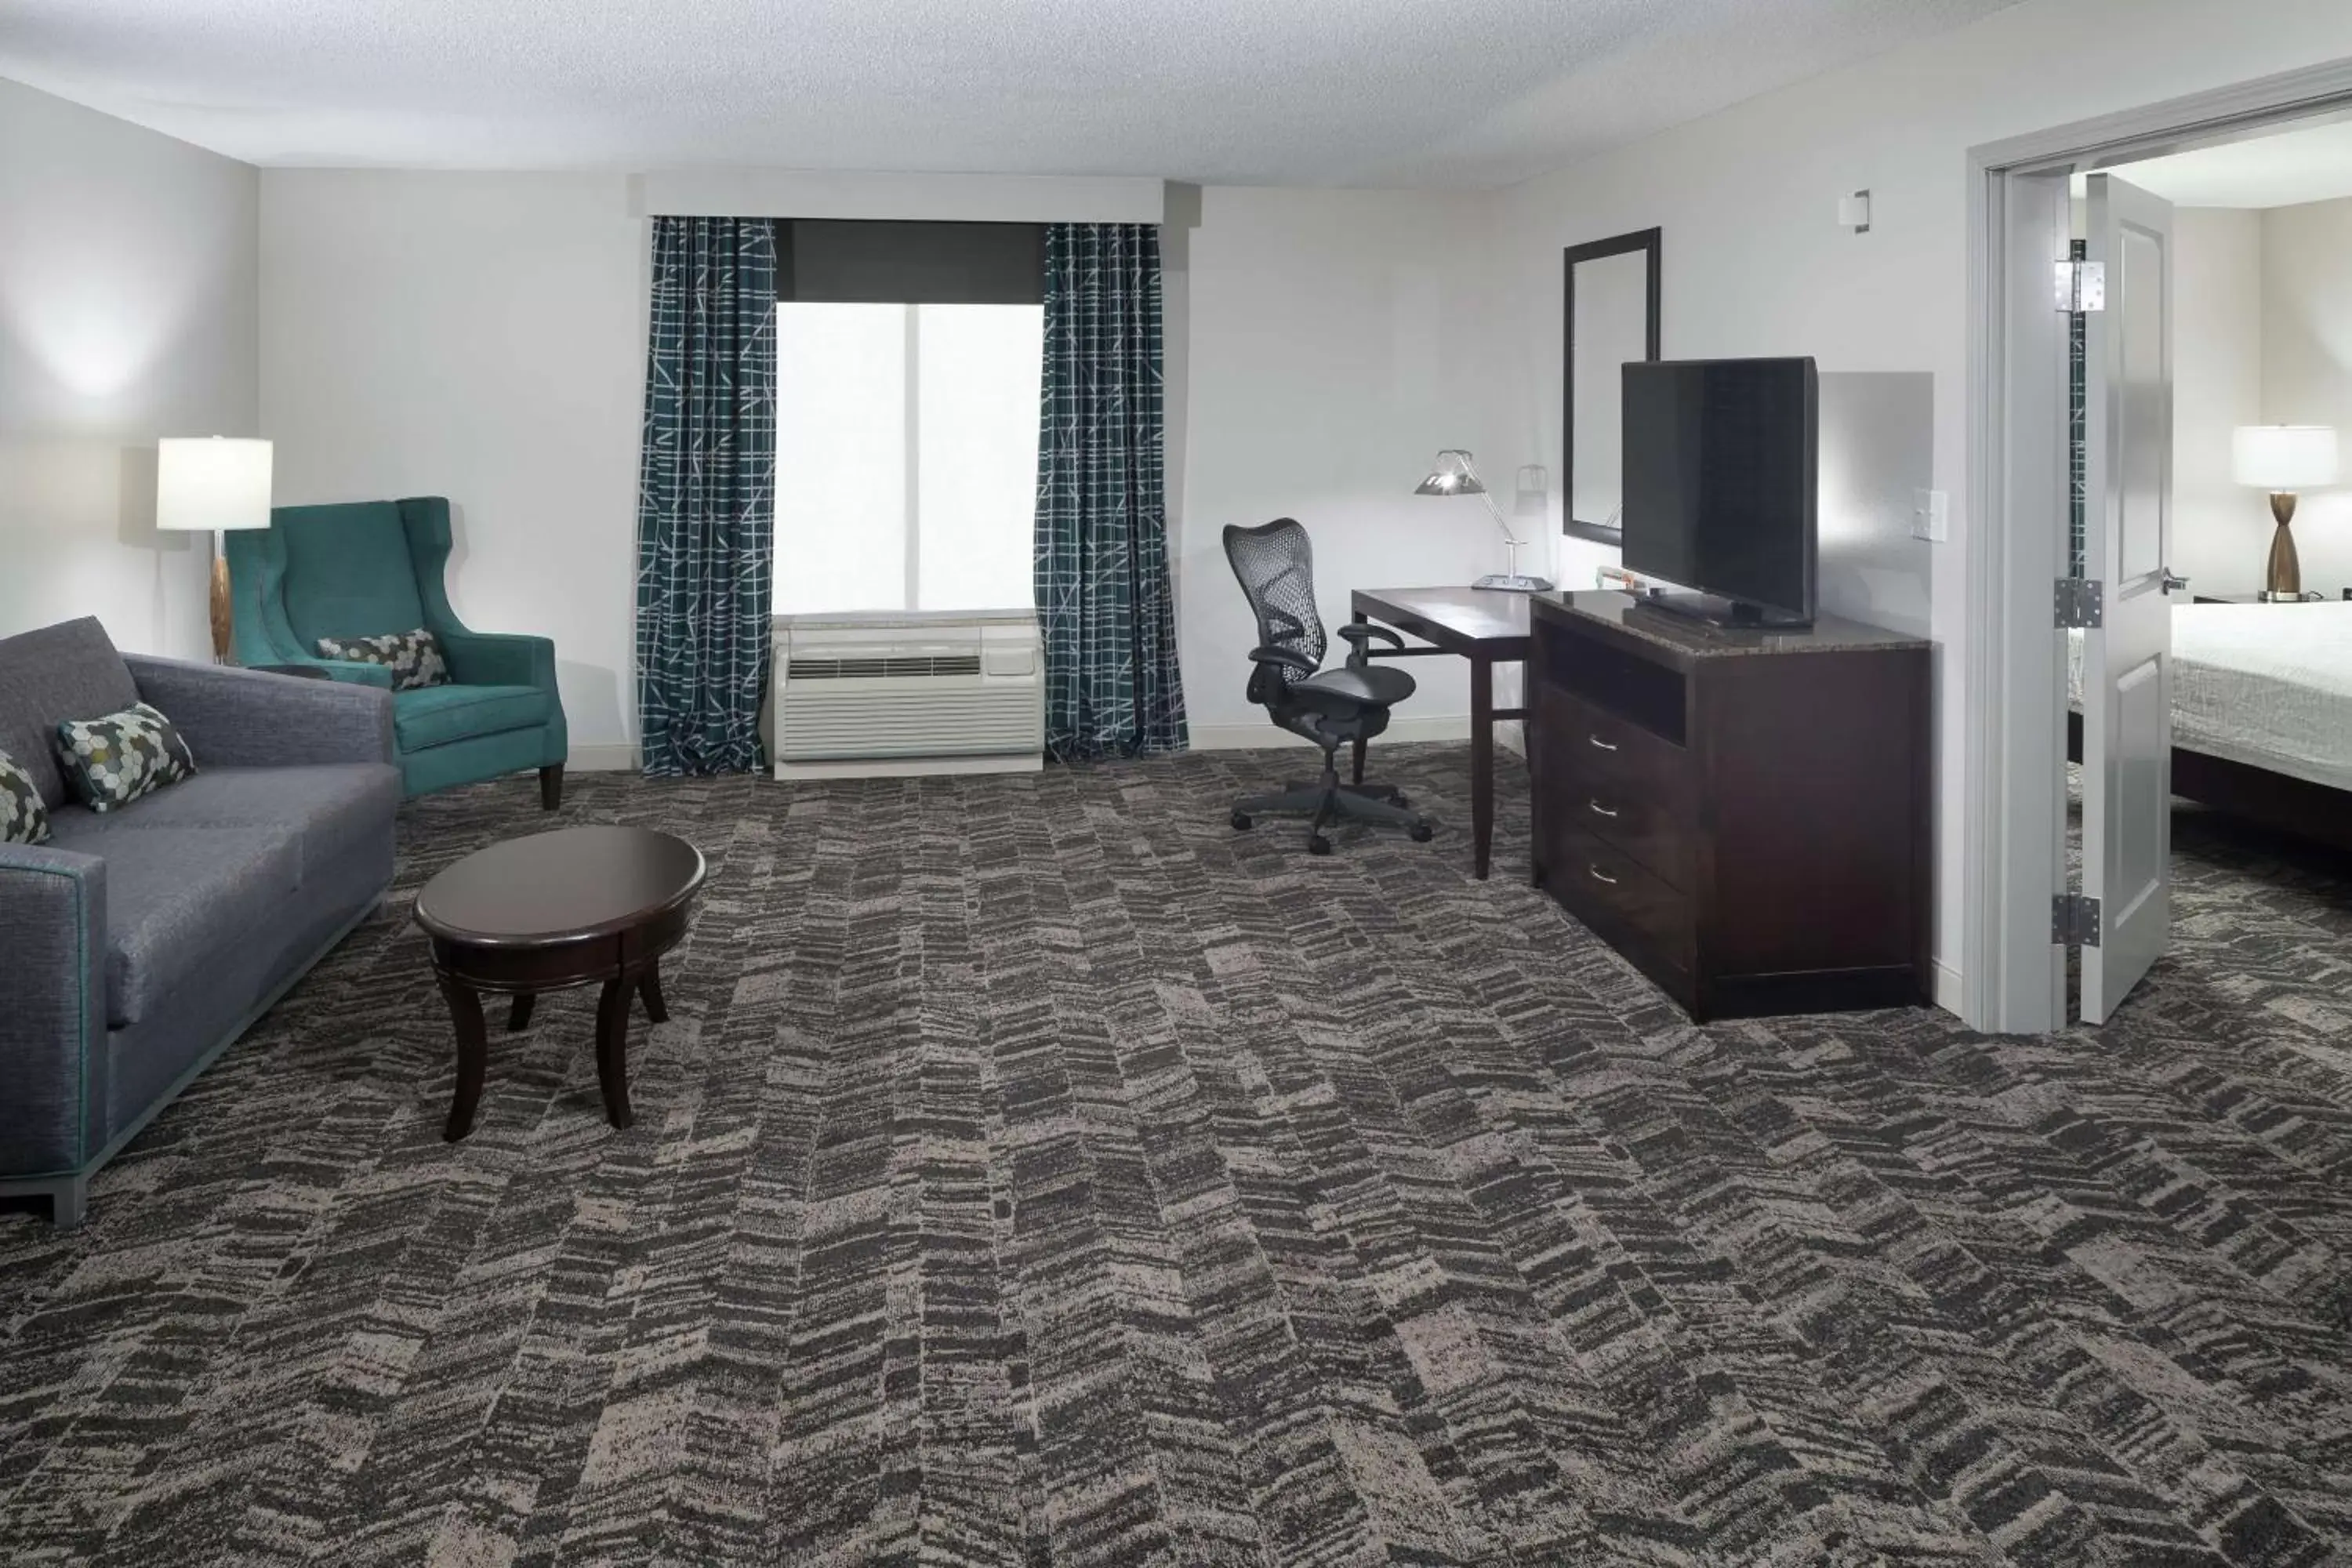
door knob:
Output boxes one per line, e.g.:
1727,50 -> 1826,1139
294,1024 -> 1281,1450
2160,571 -> 2189,594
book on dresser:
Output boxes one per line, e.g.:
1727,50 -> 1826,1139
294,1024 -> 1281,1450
1528,590 -> 1933,1021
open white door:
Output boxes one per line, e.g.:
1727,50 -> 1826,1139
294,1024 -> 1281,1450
2081,172 -> 2180,1023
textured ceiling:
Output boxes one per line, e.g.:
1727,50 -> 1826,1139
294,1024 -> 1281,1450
0,0 -> 2024,187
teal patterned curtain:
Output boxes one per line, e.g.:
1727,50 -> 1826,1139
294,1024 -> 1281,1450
1035,223 -> 1188,760
635,217 -> 777,775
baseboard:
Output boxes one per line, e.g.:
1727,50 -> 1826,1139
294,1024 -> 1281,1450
567,743 -> 639,772
1933,960 -> 1963,1017
1190,715 -> 1475,751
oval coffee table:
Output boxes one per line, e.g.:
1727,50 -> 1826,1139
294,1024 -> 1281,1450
413,826 -> 705,1141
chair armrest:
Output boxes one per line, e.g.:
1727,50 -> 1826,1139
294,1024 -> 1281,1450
0,845 -> 108,1175
435,629 -> 555,692
1247,644 -> 1319,677
1334,622 -> 1403,669
124,655 -> 396,768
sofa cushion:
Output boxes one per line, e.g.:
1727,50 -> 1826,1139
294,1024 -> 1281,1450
55,701 -> 198,813
0,618 -> 140,809
46,764 -> 399,880
315,628 -> 450,691
41,822 -> 303,1028
394,684 -> 547,751
1,747 -> 48,844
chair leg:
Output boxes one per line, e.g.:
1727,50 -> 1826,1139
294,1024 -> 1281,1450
1229,742 -> 1432,852
539,764 -> 564,811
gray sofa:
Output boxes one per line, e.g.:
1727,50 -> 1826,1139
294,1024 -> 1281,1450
0,618 -> 399,1227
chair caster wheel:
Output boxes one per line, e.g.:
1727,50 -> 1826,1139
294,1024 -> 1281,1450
1231,811 -> 1253,831
1308,834 -> 1332,856
1409,824 -> 1434,843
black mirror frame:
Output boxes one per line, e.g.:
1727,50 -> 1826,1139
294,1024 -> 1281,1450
1563,227 -> 1662,546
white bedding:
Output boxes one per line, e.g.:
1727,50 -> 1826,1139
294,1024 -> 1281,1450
2067,602 -> 2352,792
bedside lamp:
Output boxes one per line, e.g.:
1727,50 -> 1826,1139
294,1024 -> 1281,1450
1415,449 -> 1555,591
2232,425 -> 2336,601
157,437 -> 274,661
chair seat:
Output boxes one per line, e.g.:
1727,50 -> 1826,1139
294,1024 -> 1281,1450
1290,664 -> 1417,710
394,683 -> 550,751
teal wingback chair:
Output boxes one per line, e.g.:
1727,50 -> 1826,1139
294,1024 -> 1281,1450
227,496 -> 568,806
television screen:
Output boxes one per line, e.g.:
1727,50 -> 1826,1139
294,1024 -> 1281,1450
1621,358 -> 1817,622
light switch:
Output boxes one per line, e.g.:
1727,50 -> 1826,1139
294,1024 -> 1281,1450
1912,488 -> 1949,543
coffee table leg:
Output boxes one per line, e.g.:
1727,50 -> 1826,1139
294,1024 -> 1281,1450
508,993 -> 535,1033
594,974 -> 636,1130
439,974 -> 489,1142
640,962 -> 668,1024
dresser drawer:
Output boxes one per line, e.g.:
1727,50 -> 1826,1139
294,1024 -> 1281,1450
1543,822 -> 1694,982
1535,687 -> 1695,880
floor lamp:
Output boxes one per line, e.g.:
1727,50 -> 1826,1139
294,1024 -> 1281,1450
157,437 -> 273,662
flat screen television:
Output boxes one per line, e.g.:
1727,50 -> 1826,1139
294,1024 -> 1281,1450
1620,357 -> 1817,627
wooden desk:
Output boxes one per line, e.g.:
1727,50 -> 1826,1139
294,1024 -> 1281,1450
1348,587 -> 1532,879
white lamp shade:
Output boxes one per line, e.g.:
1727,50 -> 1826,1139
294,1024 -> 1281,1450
2231,426 -> 2338,491
156,437 -> 274,532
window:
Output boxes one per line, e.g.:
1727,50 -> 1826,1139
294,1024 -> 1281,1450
774,301 -> 1044,615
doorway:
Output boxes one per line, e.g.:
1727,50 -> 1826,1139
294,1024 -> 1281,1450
1965,63 -> 2352,1034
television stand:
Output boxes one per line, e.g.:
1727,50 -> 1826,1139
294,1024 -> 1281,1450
1528,591 -> 1930,1020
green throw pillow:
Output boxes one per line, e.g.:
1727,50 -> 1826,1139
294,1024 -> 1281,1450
0,747 -> 49,844
315,628 -> 449,691
55,701 -> 197,813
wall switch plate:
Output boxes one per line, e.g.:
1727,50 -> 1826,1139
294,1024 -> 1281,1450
1912,488 -> 1949,543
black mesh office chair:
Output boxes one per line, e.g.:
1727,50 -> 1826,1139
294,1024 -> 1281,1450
1223,518 -> 1436,855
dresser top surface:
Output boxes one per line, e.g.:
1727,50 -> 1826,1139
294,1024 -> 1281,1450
1533,591 -> 1933,659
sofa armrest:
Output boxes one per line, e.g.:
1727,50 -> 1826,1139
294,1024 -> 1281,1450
0,845 -> 108,1178
125,655 -> 396,768
435,629 -> 555,693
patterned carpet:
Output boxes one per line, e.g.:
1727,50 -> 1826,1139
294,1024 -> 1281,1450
2,745 -> 2350,1566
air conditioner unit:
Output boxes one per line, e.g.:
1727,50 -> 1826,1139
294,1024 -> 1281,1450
771,610 -> 1044,779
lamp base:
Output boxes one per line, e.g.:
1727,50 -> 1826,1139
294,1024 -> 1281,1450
1472,573 -> 1555,593
209,550 -> 234,662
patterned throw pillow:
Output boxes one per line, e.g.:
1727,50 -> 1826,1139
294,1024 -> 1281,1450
314,628 -> 450,691
54,702 -> 198,813
1,748 -> 49,844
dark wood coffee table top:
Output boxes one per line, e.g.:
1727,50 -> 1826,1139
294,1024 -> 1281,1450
415,826 -> 705,949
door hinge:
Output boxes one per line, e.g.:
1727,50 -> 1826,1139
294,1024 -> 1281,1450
2056,259 -> 2106,313
2054,577 -> 2103,628
2053,893 -> 2103,948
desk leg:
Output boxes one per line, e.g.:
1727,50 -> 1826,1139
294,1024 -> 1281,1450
1470,657 -> 1494,880
1348,612 -> 1370,786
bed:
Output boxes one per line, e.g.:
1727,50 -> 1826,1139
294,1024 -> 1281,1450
2068,601 -> 2352,851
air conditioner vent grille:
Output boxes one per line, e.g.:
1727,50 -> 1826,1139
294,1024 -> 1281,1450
786,653 -> 983,681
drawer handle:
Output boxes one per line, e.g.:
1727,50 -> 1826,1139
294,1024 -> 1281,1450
1588,865 -> 1620,886
1588,734 -> 1619,752
1588,799 -> 1619,818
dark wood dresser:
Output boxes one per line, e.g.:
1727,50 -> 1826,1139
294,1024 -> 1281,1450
1528,592 -> 1932,1021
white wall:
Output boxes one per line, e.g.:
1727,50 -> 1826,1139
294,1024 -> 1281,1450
2170,208 -> 2267,597
0,78 -> 258,660
260,176 -> 1511,759
1172,186 -> 1504,745
1487,0 -> 2352,996
260,171 -> 648,764
2262,194 -> 2352,597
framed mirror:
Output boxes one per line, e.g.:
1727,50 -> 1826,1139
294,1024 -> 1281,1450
1563,228 -> 1661,546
